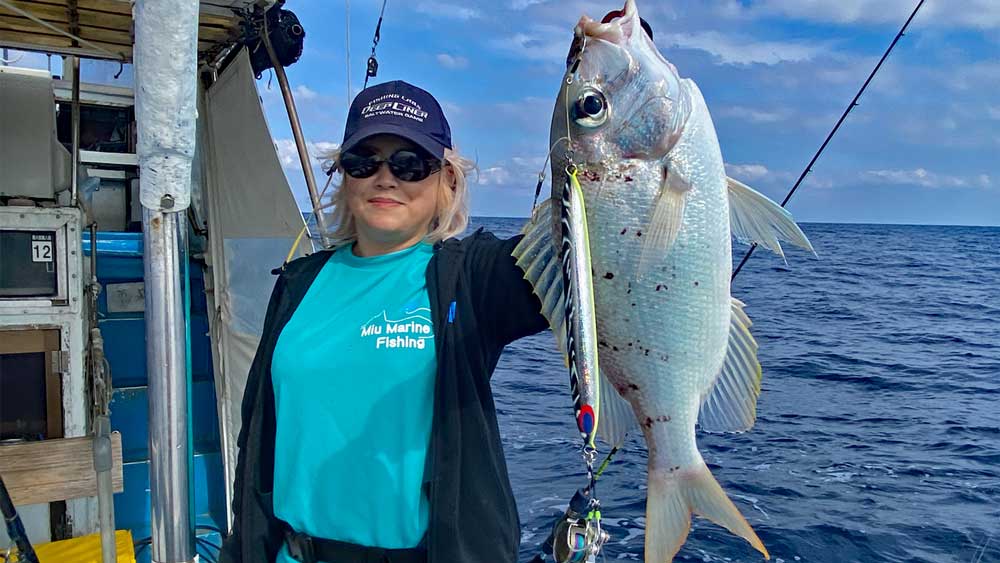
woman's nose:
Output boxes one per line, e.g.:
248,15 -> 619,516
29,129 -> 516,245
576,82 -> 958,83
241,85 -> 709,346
371,160 -> 397,189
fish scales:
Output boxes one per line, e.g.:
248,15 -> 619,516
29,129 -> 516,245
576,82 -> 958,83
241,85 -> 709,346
588,95 -> 732,467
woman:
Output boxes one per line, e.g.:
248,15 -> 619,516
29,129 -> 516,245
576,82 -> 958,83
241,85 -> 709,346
219,80 -> 549,563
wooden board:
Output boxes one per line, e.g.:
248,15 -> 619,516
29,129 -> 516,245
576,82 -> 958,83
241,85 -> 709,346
0,1 -> 133,29
0,29 -> 131,58
0,434 -> 124,506
0,328 -> 59,355
0,0 -> 243,61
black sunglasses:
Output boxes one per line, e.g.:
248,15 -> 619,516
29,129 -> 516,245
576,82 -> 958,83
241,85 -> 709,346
339,148 -> 443,182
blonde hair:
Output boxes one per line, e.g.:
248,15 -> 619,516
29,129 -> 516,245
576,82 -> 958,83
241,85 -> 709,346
318,147 -> 474,247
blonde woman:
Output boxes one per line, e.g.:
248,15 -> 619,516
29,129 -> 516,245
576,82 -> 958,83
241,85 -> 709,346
220,80 -> 548,563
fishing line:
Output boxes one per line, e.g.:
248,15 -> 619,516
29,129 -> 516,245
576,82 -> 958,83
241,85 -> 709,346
345,0 -> 351,99
531,136 -> 571,211
363,0 -> 389,90
731,0 -> 927,280
530,32 -> 587,213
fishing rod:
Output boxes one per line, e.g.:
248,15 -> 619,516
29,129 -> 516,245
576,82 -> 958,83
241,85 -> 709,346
1,473 -> 38,563
731,0 -> 927,280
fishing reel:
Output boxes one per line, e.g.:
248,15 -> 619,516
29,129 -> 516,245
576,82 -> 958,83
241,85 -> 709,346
548,488 -> 610,563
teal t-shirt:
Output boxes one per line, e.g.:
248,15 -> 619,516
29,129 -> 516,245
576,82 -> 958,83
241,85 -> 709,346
271,242 -> 436,562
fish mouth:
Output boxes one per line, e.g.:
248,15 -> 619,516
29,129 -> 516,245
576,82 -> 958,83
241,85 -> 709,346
575,0 -> 643,45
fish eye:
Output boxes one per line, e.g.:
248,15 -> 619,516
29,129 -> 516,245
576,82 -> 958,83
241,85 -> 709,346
573,88 -> 608,127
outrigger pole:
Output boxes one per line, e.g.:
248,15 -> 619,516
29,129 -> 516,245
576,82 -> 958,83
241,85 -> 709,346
135,0 -> 200,561
260,12 -> 332,247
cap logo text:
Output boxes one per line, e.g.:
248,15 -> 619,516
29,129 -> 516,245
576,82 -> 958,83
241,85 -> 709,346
361,93 -> 429,122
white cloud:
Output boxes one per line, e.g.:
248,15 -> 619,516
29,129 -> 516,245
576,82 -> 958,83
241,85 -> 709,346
414,2 -> 481,20
489,25 -> 572,62
750,0 -> 1000,30
660,31 -> 828,66
725,163 -> 770,181
718,105 -> 794,123
862,168 -> 992,189
476,166 -> 513,186
436,53 -> 470,70
440,100 -> 465,118
274,139 -> 340,171
510,0 -> 549,9
473,155 -> 548,189
948,61 -> 1000,92
293,85 -> 318,100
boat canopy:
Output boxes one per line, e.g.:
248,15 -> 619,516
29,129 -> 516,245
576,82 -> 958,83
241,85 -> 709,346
0,0 -> 272,63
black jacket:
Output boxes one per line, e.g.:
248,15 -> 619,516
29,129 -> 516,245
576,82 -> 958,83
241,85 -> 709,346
219,230 -> 549,563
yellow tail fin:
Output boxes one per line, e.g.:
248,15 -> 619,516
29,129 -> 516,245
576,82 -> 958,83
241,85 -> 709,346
645,463 -> 769,562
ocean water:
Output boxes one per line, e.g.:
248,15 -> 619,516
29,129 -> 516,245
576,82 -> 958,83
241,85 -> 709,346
468,218 -> 1000,563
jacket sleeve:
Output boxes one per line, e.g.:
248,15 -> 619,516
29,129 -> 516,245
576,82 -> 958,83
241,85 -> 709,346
471,232 -> 549,347
218,273 -> 286,563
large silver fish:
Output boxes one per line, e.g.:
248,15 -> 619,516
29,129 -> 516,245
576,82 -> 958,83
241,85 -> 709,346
513,1 -> 815,560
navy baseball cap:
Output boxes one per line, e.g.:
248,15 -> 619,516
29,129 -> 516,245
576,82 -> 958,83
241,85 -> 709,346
341,80 -> 452,160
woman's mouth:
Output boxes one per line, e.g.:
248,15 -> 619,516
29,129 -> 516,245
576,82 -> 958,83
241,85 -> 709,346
368,197 -> 403,208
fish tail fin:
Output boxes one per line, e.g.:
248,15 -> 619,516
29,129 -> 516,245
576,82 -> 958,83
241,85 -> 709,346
646,464 -> 769,562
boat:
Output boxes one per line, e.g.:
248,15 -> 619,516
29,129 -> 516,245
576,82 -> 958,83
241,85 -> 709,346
0,1 -> 320,561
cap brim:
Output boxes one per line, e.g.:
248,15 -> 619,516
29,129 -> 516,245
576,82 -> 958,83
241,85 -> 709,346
341,123 -> 449,160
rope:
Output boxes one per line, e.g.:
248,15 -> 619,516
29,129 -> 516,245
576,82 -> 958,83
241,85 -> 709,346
731,0 -> 926,280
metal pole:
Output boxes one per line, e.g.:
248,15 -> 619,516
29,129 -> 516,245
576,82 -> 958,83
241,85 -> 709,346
88,223 -> 117,563
71,55 -> 81,207
261,16 -> 331,245
134,0 -> 198,558
93,414 -> 117,563
143,209 -> 194,563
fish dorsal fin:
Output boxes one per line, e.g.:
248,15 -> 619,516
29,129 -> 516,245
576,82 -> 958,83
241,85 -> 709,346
513,198 -> 568,360
726,176 -> 815,259
698,298 -> 762,433
638,162 -> 690,275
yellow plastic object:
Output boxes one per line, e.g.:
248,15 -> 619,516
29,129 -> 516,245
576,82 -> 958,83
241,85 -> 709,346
25,530 -> 136,563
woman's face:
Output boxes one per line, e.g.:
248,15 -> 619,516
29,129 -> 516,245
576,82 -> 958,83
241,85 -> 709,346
343,134 -> 443,252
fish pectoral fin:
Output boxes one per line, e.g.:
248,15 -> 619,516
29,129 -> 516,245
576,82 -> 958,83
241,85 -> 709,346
698,298 -> 762,433
512,198 -> 568,361
646,463 -> 769,562
726,176 -> 816,259
596,371 -> 638,448
637,163 -> 690,275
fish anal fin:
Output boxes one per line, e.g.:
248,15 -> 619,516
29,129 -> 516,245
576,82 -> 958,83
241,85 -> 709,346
698,298 -> 762,433
596,370 -> 638,448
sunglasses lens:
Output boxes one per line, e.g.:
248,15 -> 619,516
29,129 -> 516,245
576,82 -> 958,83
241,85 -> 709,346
341,148 -> 441,182
387,150 -> 433,182
340,151 -> 380,178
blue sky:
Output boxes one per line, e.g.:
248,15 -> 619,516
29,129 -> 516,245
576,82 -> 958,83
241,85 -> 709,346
6,0 -> 997,225
261,0 -> 999,226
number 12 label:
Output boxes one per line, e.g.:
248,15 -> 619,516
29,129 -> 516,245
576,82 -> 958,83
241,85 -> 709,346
32,240 -> 53,263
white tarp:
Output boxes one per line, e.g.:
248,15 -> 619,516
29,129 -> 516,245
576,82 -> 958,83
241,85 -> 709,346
200,48 -> 312,528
